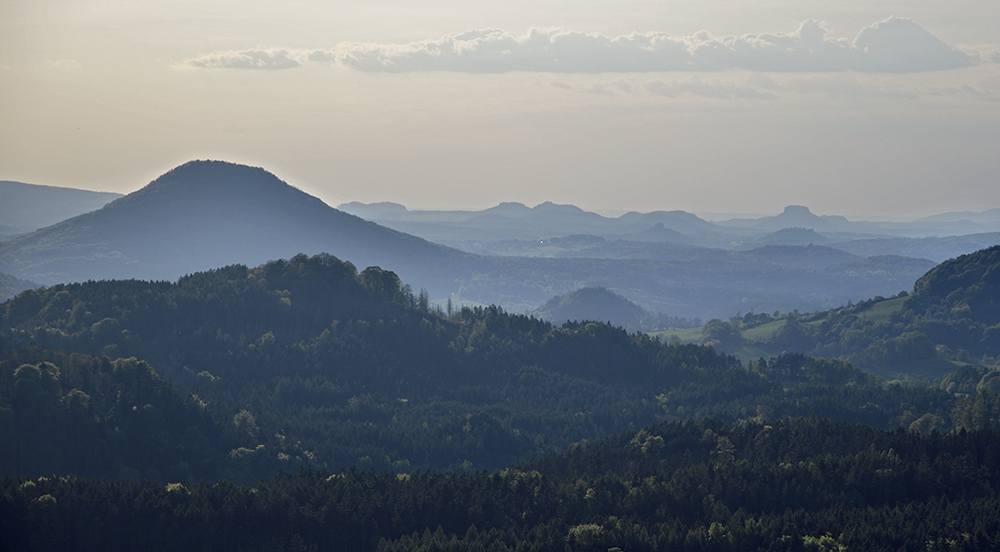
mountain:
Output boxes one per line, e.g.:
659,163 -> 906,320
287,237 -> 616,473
917,208 -> 1000,224
336,201 -> 408,219
0,272 -> 38,301
623,222 -> 690,243
0,163 -> 958,321
735,227 -> 833,249
835,233 -> 1000,263
616,209 -> 723,236
0,180 -> 122,237
0,160 -> 471,292
721,205 -> 852,233
533,286 -> 648,328
734,244 -> 860,270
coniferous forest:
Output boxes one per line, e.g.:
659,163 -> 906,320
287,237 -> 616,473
2,251 -> 1000,550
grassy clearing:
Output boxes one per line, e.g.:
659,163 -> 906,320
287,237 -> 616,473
651,296 -> 909,348
651,326 -> 702,343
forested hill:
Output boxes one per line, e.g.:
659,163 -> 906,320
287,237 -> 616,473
908,244 -> 1000,324
0,254 -> 963,480
673,244 -> 1000,378
0,160 -> 468,295
0,272 -> 36,302
4,418 -> 1000,551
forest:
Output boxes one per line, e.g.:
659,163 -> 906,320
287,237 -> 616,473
0,253 -> 973,480
4,418 -> 1000,551
2,250 -> 1000,550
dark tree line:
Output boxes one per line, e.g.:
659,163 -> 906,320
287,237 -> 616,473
0,254 -> 976,480
3,418 -> 1000,552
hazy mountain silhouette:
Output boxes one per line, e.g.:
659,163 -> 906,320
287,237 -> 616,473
533,286 -> 648,328
836,233 -> 1000,263
616,210 -> 722,236
625,222 -> 689,243
724,205 -> 852,233
0,181 -> 122,237
917,209 -> 1000,224
736,244 -> 860,270
0,161 -> 968,321
0,272 -> 38,301
730,227 -> 834,251
0,160 -> 470,290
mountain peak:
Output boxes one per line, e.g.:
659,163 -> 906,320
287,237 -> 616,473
533,201 -> 585,213
534,286 -> 647,327
780,205 -> 815,217
139,159 -> 294,197
0,160 -> 465,288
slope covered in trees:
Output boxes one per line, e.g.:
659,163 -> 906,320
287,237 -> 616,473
0,254 -> 962,479
4,418 -> 1000,552
0,272 -> 36,302
668,245 -> 1000,378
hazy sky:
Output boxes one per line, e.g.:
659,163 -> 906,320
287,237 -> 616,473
2,0 -> 998,218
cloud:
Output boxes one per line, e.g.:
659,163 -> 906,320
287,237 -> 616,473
182,48 -> 305,70
646,78 -> 777,100
181,17 -> 973,74
50,59 -> 83,70
852,17 -> 971,72
332,17 -> 969,74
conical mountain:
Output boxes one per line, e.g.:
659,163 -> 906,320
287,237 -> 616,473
533,286 -> 648,329
0,160 -> 471,291
751,205 -> 851,232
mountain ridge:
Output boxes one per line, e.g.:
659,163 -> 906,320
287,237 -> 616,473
0,160 -> 471,292
0,180 -> 122,237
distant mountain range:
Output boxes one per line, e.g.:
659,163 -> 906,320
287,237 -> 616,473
0,161 -> 469,295
0,272 -> 37,301
0,160 -> 983,320
340,202 -> 1000,262
0,180 -> 121,237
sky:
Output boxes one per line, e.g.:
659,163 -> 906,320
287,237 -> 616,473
2,0 -> 999,219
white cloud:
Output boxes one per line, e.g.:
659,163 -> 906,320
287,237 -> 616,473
180,17 -> 972,74
852,17 -> 971,72
182,48 -> 305,70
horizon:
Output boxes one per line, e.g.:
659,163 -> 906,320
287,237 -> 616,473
4,162 -> 998,224
3,0 -> 999,218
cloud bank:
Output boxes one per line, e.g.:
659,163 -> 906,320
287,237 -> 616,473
182,17 -> 973,74
184,49 -> 304,70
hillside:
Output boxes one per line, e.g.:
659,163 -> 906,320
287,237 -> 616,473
0,161 -> 469,296
909,244 -> 1000,324
0,254 -> 958,478
0,181 -> 121,237
0,349 -> 246,481
0,272 -> 37,302
5,418 -> 1000,552
660,245 -> 1000,379
532,286 -> 649,329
